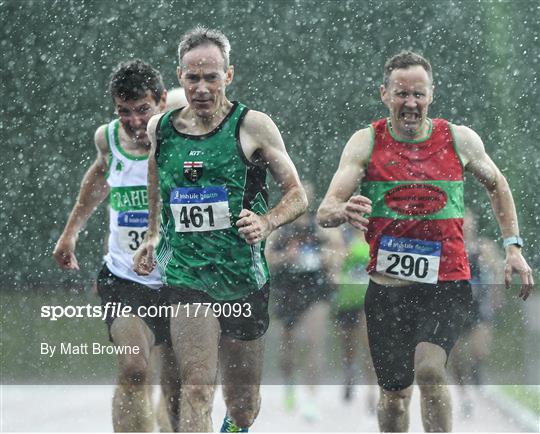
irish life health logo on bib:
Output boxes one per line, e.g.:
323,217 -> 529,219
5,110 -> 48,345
376,235 -> 442,284
170,186 -> 231,233
117,211 -> 148,253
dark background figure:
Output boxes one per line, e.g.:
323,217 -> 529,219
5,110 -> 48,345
332,228 -> 377,410
266,182 -> 345,421
449,208 -> 505,417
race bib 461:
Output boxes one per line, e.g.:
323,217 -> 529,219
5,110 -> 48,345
170,186 -> 231,233
376,235 -> 441,284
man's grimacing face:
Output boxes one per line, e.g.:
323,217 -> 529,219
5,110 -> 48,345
381,65 -> 434,139
114,91 -> 165,145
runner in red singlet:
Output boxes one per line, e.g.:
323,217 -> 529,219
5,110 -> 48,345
317,51 -> 534,432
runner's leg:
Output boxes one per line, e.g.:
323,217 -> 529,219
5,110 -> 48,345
220,335 -> 265,429
378,386 -> 413,432
415,342 -> 452,432
300,301 -> 330,387
338,310 -> 361,400
111,316 -> 155,432
170,308 -> 220,432
159,344 -> 181,432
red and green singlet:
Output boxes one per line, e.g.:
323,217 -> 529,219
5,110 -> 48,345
360,118 -> 470,284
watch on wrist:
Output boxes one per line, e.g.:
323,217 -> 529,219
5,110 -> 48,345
503,236 -> 523,248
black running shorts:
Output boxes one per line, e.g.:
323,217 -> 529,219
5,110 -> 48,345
166,284 -> 270,341
364,279 -> 473,391
96,264 -> 170,345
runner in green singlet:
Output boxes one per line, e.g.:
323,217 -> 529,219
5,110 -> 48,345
133,27 -> 307,432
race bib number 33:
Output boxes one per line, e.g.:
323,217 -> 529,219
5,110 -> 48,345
376,235 -> 441,284
170,186 -> 231,233
117,212 -> 148,253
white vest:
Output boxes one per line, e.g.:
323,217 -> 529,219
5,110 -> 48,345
103,120 -> 161,289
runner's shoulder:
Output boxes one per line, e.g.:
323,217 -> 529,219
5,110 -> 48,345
342,127 -> 373,165
242,109 -> 278,136
449,123 -> 485,164
351,126 -> 373,145
94,124 -> 109,156
147,113 -> 163,140
239,110 -> 283,158
449,123 -> 482,144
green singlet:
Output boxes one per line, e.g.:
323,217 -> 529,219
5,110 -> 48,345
155,102 -> 270,300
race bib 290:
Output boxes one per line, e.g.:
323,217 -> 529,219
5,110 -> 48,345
376,235 -> 441,284
170,186 -> 231,233
117,211 -> 148,253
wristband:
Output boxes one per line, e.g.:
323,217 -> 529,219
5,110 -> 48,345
503,236 -> 523,248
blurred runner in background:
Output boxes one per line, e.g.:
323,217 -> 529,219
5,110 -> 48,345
332,228 -> 376,412
449,208 -> 504,416
266,182 -> 345,421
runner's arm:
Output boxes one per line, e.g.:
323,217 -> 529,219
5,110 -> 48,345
133,114 -> 162,275
236,110 -> 307,244
317,128 -> 372,230
454,124 -> 534,299
53,125 -> 110,270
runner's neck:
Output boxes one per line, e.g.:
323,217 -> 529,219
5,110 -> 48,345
118,124 -> 151,157
181,101 -> 233,136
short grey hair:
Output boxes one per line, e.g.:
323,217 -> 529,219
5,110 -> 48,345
383,50 -> 433,87
178,26 -> 231,70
